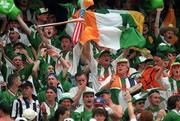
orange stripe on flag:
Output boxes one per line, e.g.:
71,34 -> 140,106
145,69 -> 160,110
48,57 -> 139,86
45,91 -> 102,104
162,8 -> 176,27
72,10 -> 99,44
80,11 -> 99,44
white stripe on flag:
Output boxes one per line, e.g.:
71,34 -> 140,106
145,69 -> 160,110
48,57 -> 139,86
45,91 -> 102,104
72,21 -> 82,45
4,56 -> 16,70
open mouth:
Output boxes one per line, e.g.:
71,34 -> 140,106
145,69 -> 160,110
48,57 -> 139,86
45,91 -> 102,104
62,45 -> 67,49
48,31 -> 51,35
168,36 -> 172,39
16,64 -> 20,68
175,70 -> 179,74
87,101 -> 92,103
118,69 -> 122,71
105,59 -> 109,62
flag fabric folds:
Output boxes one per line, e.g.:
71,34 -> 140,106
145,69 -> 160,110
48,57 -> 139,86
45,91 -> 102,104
66,9 -> 146,50
162,8 -> 176,27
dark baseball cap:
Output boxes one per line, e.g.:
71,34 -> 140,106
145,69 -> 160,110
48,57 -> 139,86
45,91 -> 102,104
21,81 -> 33,88
95,89 -> 110,97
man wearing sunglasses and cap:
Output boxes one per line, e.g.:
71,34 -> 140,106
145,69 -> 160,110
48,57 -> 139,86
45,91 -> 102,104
122,92 -> 147,121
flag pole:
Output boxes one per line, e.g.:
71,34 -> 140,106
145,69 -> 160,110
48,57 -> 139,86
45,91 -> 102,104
37,18 -> 84,28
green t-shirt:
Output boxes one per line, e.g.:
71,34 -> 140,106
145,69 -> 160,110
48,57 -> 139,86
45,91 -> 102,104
121,108 -> 129,121
0,90 -> 18,111
169,77 -> 180,93
58,72 -> 71,92
28,30 -> 41,50
72,108 -> 92,121
19,63 -> 34,81
28,28 -> 61,51
37,87 -> 46,103
36,56 -> 48,86
163,110 -> 180,121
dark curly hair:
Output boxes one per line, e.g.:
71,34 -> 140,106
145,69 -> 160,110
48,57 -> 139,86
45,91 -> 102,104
92,107 -> 109,121
167,95 -> 180,111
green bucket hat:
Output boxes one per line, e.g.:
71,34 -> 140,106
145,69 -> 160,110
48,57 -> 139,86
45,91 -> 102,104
157,43 -> 175,54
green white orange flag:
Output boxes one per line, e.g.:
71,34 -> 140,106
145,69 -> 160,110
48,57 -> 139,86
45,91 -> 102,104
66,9 -> 146,50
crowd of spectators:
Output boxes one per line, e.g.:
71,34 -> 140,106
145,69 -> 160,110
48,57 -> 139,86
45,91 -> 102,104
0,0 -> 180,121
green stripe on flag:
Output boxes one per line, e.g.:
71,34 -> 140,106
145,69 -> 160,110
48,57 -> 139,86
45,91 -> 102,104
120,13 -> 137,28
120,27 -> 146,49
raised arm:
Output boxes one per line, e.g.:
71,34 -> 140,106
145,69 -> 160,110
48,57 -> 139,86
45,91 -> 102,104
154,8 -> 163,38
16,15 -> 31,35
124,90 -> 137,121
0,15 -> 8,35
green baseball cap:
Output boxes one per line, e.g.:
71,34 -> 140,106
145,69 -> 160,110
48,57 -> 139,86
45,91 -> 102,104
134,56 -> 153,65
35,7 -> 48,15
95,89 -> 110,97
132,92 -> 147,104
59,93 -> 73,103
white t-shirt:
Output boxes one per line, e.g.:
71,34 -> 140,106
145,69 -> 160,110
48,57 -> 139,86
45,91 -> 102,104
69,86 -> 95,105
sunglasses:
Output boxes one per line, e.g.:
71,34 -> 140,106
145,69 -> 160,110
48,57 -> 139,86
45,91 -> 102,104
137,101 -> 145,105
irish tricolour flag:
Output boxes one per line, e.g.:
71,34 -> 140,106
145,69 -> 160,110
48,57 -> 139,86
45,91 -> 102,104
66,9 -> 146,50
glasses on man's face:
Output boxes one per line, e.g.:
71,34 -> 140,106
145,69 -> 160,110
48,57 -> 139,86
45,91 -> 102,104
137,101 -> 145,105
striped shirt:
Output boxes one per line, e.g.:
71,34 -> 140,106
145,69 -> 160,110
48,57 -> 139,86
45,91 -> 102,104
11,97 -> 40,121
